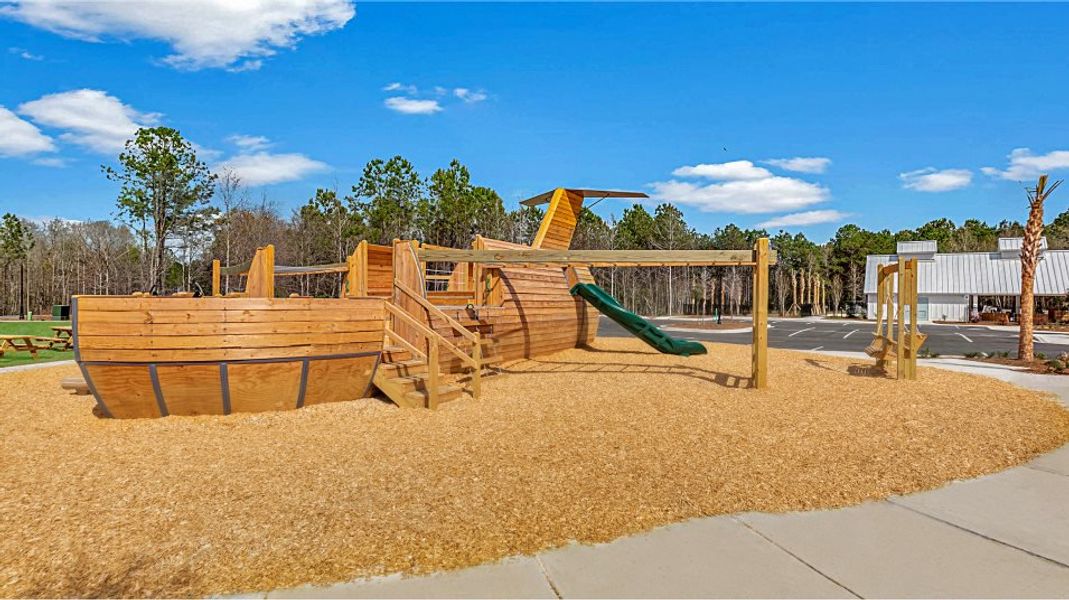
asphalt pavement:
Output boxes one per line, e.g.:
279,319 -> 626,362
597,315 -> 1069,356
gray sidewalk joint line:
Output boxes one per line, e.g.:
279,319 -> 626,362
535,555 -> 563,599
887,498 -> 1069,569
730,516 -> 862,599
1024,463 -> 1069,478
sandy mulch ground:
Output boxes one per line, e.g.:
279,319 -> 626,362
3,338 -> 1069,598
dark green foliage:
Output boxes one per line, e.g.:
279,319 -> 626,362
103,126 -> 216,291
347,155 -> 424,244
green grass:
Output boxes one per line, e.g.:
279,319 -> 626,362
0,320 -> 73,369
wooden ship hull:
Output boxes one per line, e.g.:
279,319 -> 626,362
73,296 -> 384,418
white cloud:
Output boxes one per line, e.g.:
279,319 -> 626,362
757,209 -> 850,229
0,106 -> 56,156
453,87 -> 487,104
383,82 -> 418,95
227,134 -> 272,152
31,156 -> 68,167
8,46 -> 43,60
764,157 -> 831,174
381,82 -> 488,113
981,148 -> 1069,181
384,96 -> 442,115
0,0 -> 355,71
672,160 -> 773,181
899,167 -> 972,192
652,158 -> 831,213
650,177 -> 829,214
18,89 -> 160,153
216,151 -> 327,186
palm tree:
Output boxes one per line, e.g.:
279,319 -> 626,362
1019,175 -> 1062,361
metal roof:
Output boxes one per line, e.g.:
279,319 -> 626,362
519,188 -> 648,207
864,248 -> 1069,296
897,240 -> 937,255
998,236 -> 1048,255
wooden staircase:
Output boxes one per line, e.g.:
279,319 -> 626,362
372,293 -> 501,409
373,346 -> 466,409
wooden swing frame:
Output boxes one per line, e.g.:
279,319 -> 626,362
866,257 -> 926,379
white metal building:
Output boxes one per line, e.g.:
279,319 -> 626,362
863,238 -> 1069,322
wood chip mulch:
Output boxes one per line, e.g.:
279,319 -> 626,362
2,338 -> 1068,598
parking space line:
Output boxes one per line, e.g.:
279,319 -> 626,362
843,328 -> 858,339
787,327 -> 814,337
810,346 -> 824,351
956,332 -> 974,343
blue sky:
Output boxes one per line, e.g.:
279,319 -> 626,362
1,1 -> 1068,242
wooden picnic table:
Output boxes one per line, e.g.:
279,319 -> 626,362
51,326 -> 74,349
0,333 -> 73,358
0,335 -> 43,359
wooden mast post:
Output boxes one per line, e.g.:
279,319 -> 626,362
344,240 -> 368,297
211,259 -> 221,296
906,258 -> 919,380
752,237 -> 769,389
245,245 -> 276,298
896,256 -> 906,379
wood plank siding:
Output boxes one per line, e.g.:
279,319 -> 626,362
429,236 -> 598,369
73,296 -> 384,418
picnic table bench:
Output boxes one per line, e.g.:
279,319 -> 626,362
0,334 -> 73,358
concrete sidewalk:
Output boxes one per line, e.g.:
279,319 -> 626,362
255,359 -> 1069,599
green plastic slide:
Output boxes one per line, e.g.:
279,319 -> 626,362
570,283 -> 708,356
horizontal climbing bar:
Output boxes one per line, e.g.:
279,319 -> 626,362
274,263 -> 349,276
416,248 -> 777,267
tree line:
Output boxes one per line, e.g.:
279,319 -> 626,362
2,126 -> 1064,318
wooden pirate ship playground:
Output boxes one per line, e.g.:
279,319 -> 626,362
70,187 -> 781,418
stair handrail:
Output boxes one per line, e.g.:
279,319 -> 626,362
394,279 -> 479,344
382,301 -> 442,406
383,324 -> 426,361
391,280 -> 482,399
383,300 -> 478,371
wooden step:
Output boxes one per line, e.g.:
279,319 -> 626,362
386,375 -> 429,394
381,346 -> 413,363
378,359 -> 428,377
404,383 -> 463,408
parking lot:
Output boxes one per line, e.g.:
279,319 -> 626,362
598,315 -> 1069,356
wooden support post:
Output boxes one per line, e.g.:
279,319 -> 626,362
874,264 -> 887,370
471,331 -> 482,400
486,268 -> 502,305
907,258 -> 919,380
264,244 -> 275,298
211,259 -> 221,296
472,235 -> 484,304
752,238 -> 769,389
245,245 -> 276,298
896,256 -> 906,379
345,240 -> 368,297
427,340 -> 440,409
